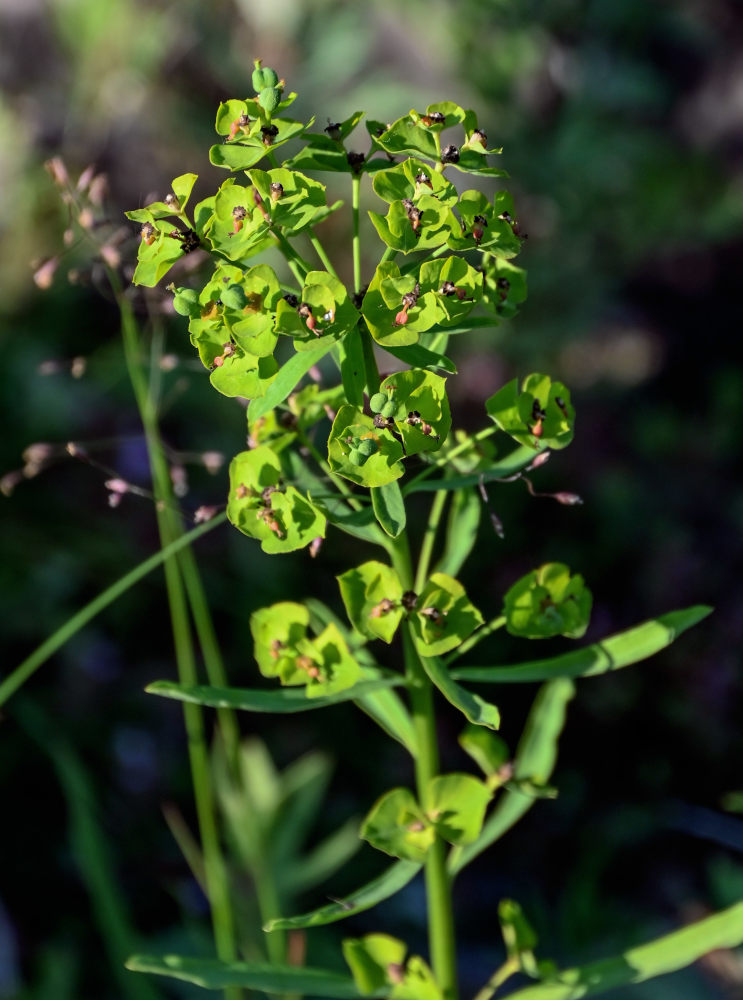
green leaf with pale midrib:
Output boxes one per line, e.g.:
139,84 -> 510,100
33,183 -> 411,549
502,900 -> 743,999
451,606 -> 712,683
264,858 -> 422,930
420,655 -> 500,729
146,675 -> 403,712
125,954 -> 385,996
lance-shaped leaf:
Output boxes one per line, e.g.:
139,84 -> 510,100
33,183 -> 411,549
337,561 -> 405,644
448,189 -> 522,255
503,563 -> 592,640
361,787 -> 434,862
500,900 -> 743,999
459,726 -> 510,781
374,370 -> 452,456
371,482 -> 406,538
385,343 -> 457,374
451,606 -> 713,683
419,655 -> 500,729
246,339 -> 337,422
228,447 -> 326,554
499,899 -> 540,979
435,487 -> 481,578
409,573 -> 484,658
125,954 -> 376,997
328,405 -> 405,487
124,173 -> 199,222
449,679 -> 575,875
425,773 -> 492,845
264,858 -> 422,931
486,373 -> 575,451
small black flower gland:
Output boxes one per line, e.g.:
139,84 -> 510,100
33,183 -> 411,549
166,227 -> 200,253
346,151 -> 365,172
415,170 -> 433,190
298,302 -> 319,334
164,192 -> 181,211
140,221 -> 157,245
373,413 -> 394,430
352,284 -> 368,308
269,638 -> 285,660
470,128 -> 488,147
421,111 -> 446,127
401,590 -> 418,613
530,398 -> 547,438
554,396 -> 569,420
261,123 -> 279,146
278,410 -> 298,430
395,284 -> 420,326
472,214 -> 488,243
231,204 -> 247,234
440,143 -> 460,164
295,654 -> 322,682
420,605 -> 446,628
324,120 -> 342,141
283,292 -> 299,308
370,597 -> 397,619
406,410 -> 421,426
270,181 -> 284,202
439,280 -> 467,300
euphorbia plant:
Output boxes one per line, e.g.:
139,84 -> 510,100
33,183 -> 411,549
119,61 -> 742,1000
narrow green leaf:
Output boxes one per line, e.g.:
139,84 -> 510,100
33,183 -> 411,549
451,607 -> 712,683
265,858 -> 422,931
435,487 -> 480,577
247,341 -> 335,422
336,328 -> 366,408
403,445 -> 543,495
0,514 -> 227,707
420,656 -> 500,729
282,816 -> 361,894
371,482 -> 407,538
385,343 -> 457,374
449,679 -> 574,875
146,675 -> 402,712
125,954 -> 380,997
354,687 -> 418,757
503,901 -> 743,999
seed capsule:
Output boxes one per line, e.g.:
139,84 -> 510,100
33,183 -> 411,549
369,392 -> 387,413
261,124 -> 279,146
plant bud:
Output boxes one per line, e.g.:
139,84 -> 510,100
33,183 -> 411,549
369,392 -> 387,413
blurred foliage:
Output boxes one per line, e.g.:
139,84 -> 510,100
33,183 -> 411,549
2,0 -> 743,997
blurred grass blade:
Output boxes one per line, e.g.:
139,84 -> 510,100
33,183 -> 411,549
502,901 -> 743,999
281,816 -> 361,894
371,482 -> 406,537
146,675 -> 403,712
247,340 -> 335,422
272,750 -> 334,866
353,687 -> 418,757
420,655 -> 500,729
264,859 -> 422,930
16,701 -> 160,1000
0,513 -> 227,708
435,487 -> 481,577
125,955 -> 377,996
449,679 -> 574,875
451,606 -> 712,683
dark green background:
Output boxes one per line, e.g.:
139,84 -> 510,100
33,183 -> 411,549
1,1 -> 742,997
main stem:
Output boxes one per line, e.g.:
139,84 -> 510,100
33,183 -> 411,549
390,536 -> 459,1000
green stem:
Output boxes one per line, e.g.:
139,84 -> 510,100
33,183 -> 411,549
414,490 -> 449,594
0,515 -> 225,708
390,536 -> 458,1000
379,245 -> 398,266
352,174 -> 361,293
273,230 -> 312,278
309,229 -> 339,278
443,615 -> 506,665
472,958 -> 519,1000
117,286 -> 240,1000
403,626 -> 459,1000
